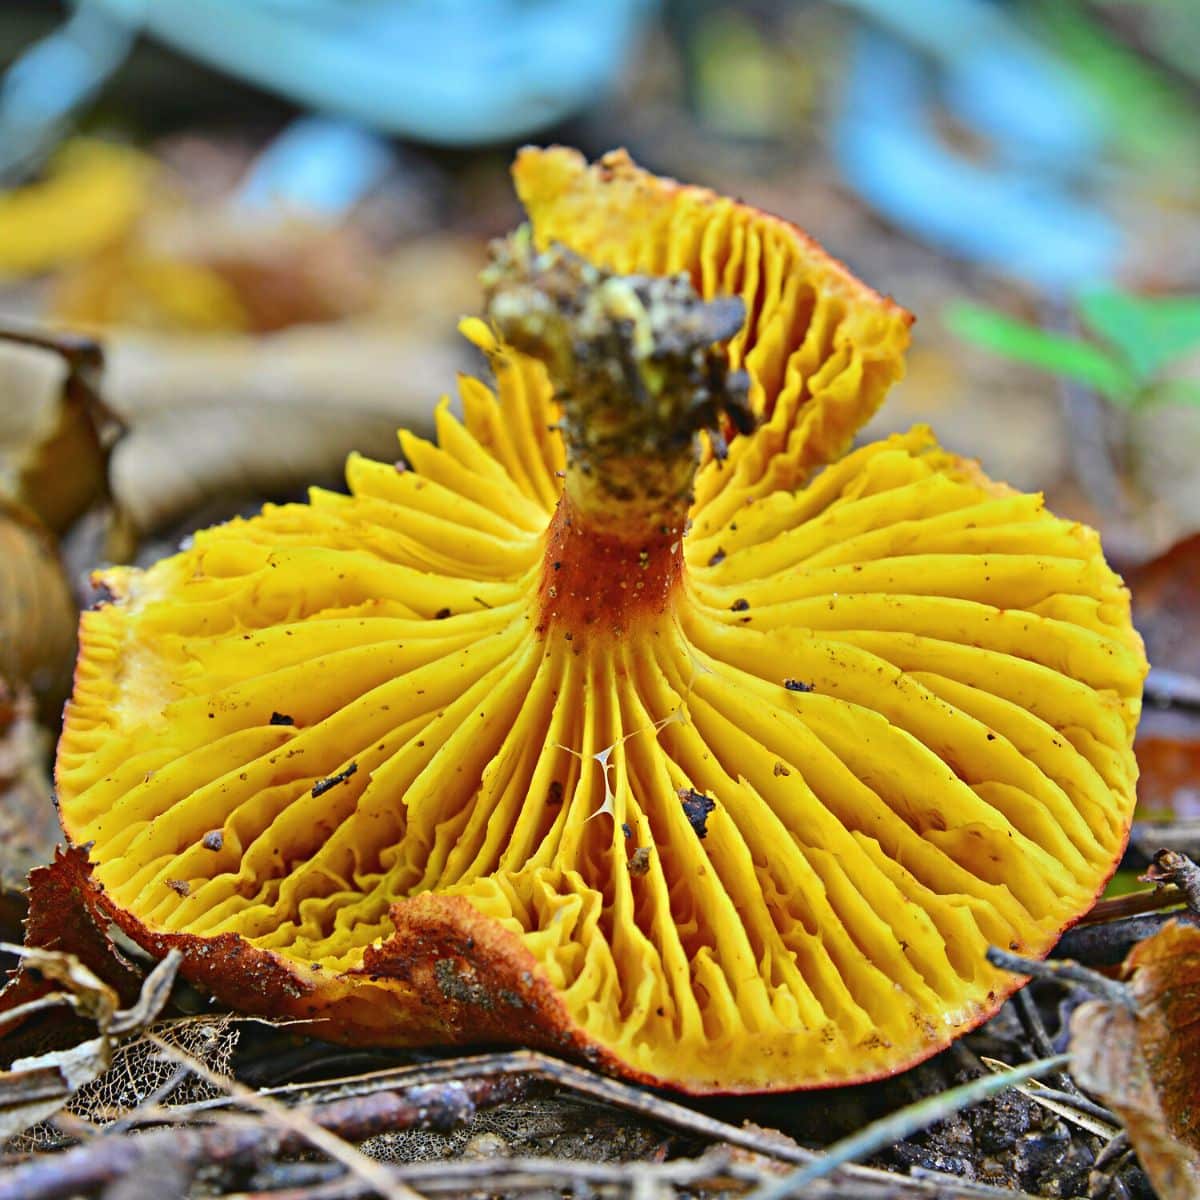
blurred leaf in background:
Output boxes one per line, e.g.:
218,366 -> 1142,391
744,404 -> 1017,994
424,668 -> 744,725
0,141 -> 152,278
946,291 -> 1200,410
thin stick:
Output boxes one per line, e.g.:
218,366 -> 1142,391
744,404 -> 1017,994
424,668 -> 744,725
0,1070 -> 530,1200
1142,849 -> 1200,915
1011,986 -> 1058,1060
0,993 -> 74,1029
86,1049 -> 1030,1200
986,948 -> 1134,1007
101,1064 -> 193,1136
978,1058 -> 1116,1137
1016,1086 -> 1117,1131
1055,912 -> 1194,967
225,1151 -> 762,1200
1144,667 -> 1200,711
1011,986 -> 1082,1098
747,1055 -> 1070,1200
166,1050 -> 820,1163
1074,888 -> 1186,926
143,1034 -> 419,1200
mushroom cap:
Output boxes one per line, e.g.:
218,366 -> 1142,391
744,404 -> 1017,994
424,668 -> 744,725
55,149 -> 1146,1093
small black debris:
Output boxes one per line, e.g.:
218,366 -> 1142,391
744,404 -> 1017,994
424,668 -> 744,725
628,847 -> 652,876
166,879 -> 190,896
708,547 -> 726,567
731,598 -> 750,612
434,607 -> 452,620
201,830 -> 224,852
312,763 -> 358,798
547,780 -> 564,805
784,679 -> 814,692
678,788 -> 717,839
621,822 -> 633,839
269,712 -> 295,726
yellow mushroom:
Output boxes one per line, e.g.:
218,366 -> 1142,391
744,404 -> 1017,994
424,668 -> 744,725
54,148 -> 1146,1093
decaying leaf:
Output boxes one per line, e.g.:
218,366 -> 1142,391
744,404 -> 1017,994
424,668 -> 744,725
0,681 -> 57,892
1128,534 -> 1200,680
1071,919 -> 1200,1200
53,212 -> 380,336
100,328 -> 462,534
0,848 -> 145,1061
9,1013 -> 239,1153
0,328 -> 115,534
0,947 -> 179,1141
0,141 -> 153,278
0,501 -> 77,717
1136,708 -> 1200,818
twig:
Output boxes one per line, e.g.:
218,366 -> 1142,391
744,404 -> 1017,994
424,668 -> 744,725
1144,667 -> 1200,711
225,1150 -> 764,1200
1074,887 -> 1187,925
143,1034 -> 420,1200
1009,985 -> 1087,1102
1011,986 -> 1058,1061
154,1050 -> 1038,1197
978,1058 -> 1117,1138
1131,820 -> 1200,862
1055,912 -> 1195,967
986,948 -> 1134,1008
1089,1131 -> 1133,1200
0,1068 -> 529,1200
143,1050 -> 820,1166
747,1054 -> 1070,1200
1141,849 -> 1200,914
1014,1086 -> 1117,1132
30,1049 -> 1036,1200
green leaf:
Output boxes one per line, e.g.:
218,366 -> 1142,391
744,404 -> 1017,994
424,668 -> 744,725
1032,2 -> 1200,175
1147,379 -> 1200,409
944,303 -> 1134,400
1079,290 -> 1200,381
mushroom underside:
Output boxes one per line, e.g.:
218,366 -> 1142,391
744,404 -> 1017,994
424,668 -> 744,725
58,410 -> 1143,1092
53,147 -> 1144,1093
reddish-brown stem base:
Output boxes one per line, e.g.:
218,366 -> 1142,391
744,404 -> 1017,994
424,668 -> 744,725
537,495 -> 684,636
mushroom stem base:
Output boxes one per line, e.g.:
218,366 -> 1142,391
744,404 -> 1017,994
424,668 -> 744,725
538,493 -> 684,635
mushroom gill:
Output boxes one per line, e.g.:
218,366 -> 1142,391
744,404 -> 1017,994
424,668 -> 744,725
54,148 -> 1146,1094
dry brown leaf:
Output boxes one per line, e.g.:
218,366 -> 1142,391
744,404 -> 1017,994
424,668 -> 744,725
0,501 -> 77,717
1128,535 -> 1200,680
0,327 -> 115,533
0,848 -> 145,1057
0,141 -> 153,278
0,948 -> 179,1142
100,327 -> 464,534
1136,710 -> 1200,820
53,209 -> 381,336
1071,920 -> 1200,1200
0,681 -> 57,891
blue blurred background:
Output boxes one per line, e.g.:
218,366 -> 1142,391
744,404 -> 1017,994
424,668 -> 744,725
0,0 -> 1198,562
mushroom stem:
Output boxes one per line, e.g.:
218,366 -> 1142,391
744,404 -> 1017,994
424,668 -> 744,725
484,234 -> 751,631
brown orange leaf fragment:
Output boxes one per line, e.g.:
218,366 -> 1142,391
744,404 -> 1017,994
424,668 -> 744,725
0,681 -> 58,891
0,502 -> 78,720
1071,920 -> 1200,1200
